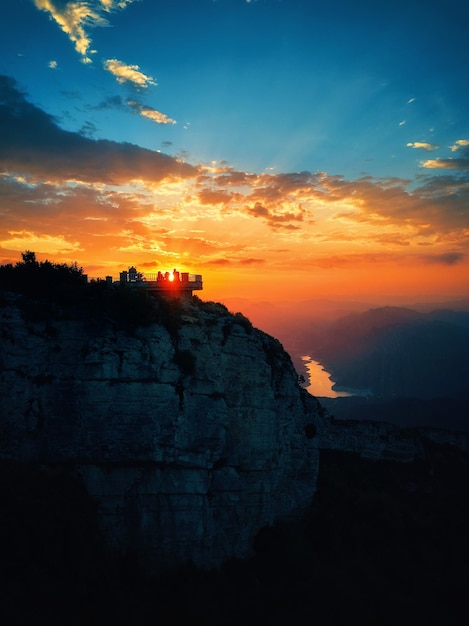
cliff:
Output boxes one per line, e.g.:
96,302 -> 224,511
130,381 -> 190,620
0,292 -> 325,571
2,289 -> 468,575
3,285 -> 469,626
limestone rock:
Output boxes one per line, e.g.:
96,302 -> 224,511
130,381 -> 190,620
0,294 -> 325,571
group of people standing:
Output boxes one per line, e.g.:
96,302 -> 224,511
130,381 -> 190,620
157,269 -> 180,282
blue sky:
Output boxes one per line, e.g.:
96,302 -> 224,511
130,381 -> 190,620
3,0 -> 468,179
1,0 -> 468,306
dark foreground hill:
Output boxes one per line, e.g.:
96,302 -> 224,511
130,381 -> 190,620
1,442 -> 468,626
2,255 -> 469,624
319,395 -> 469,433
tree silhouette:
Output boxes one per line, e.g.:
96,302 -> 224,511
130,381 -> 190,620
21,250 -> 37,265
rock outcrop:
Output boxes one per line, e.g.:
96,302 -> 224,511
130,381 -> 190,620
0,293 -> 325,571
318,414 -> 469,463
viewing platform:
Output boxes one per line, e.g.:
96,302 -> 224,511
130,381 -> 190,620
115,267 -> 203,297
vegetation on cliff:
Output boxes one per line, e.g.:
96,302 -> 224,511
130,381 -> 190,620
0,251 -> 256,338
0,250 -> 87,297
0,251 -> 161,327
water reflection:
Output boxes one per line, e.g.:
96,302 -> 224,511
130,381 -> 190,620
301,355 -> 351,398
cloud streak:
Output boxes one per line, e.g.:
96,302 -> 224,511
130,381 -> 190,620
451,139 -> 469,152
421,158 -> 469,170
33,0 -> 137,63
419,252 -> 465,265
407,141 -> 439,151
127,99 -> 176,125
33,0 -> 107,63
104,60 -> 156,89
419,141 -> 469,170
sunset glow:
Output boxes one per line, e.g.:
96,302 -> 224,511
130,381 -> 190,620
1,1 -> 468,314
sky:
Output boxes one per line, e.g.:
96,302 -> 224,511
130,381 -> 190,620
1,0 -> 468,311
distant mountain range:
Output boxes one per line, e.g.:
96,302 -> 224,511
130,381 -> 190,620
306,306 -> 469,399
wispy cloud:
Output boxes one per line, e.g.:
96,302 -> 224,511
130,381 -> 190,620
421,156 -> 469,170
33,0 -> 106,63
407,141 -> 439,151
450,139 -> 469,152
245,202 -> 304,230
0,230 -> 82,255
127,99 -> 176,124
33,0 -> 137,63
104,59 -> 156,88
93,94 -> 176,124
419,252 -> 465,265
99,1 -> 136,11
420,141 -> 469,170
198,189 -> 235,205
94,95 -> 126,110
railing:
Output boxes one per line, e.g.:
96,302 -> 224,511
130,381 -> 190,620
142,273 -> 202,283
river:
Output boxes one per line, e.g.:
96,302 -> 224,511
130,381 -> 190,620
301,356 -> 352,398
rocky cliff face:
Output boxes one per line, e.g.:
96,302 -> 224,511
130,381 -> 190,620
0,293 -> 325,571
2,292 -> 468,573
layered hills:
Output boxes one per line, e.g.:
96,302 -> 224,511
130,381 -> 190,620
306,305 -> 469,398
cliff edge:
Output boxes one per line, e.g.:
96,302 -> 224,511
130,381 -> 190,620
0,292 -> 325,571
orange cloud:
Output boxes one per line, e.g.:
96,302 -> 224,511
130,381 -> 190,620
0,230 -> 82,255
198,189 -> 235,205
1,75 -> 468,305
245,202 -> 305,229
419,252 -> 465,265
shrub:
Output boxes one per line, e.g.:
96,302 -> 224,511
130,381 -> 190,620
0,251 -> 87,303
154,296 -> 185,337
233,311 -> 253,334
222,323 -> 232,344
0,251 -> 160,328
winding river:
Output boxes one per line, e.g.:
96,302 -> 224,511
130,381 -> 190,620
301,356 -> 351,398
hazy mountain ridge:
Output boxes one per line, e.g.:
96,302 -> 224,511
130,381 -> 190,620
305,306 -> 469,399
3,442 -> 469,626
